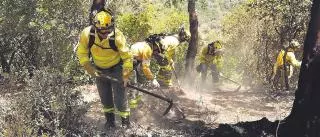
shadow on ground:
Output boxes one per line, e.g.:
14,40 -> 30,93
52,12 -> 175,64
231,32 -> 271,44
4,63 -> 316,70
201,117 -> 278,137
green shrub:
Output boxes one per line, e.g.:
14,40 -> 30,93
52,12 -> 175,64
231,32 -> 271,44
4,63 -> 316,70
1,69 -> 95,136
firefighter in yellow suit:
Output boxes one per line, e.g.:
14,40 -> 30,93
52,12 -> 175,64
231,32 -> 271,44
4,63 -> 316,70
155,38 -> 177,88
153,30 -> 190,88
129,42 -> 160,108
197,41 -> 224,84
76,11 -> 133,128
271,40 -> 301,89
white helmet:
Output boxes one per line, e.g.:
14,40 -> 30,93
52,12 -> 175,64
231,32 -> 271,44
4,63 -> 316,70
283,41 -> 290,48
283,40 -> 300,50
290,40 -> 300,48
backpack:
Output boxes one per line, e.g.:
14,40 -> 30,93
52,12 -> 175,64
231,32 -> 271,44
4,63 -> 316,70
88,26 -> 118,57
89,0 -> 106,25
145,33 -> 166,53
207,42 -> 215,55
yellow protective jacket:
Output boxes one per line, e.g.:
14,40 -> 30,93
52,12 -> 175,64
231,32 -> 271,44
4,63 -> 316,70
199,42 -> 223,71
130,42 -> 154,80
77,26 -> 133,75
273,49 -> 301,78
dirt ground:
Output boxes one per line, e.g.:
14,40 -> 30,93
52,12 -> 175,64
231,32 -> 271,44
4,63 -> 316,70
78,80 -> 295,136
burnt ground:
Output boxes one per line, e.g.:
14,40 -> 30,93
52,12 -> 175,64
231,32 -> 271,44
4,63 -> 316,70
78,80 -> 295,137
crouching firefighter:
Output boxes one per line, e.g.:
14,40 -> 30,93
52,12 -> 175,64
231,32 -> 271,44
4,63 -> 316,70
148,28 -> 190,88
271,40 -> 301,90
76,10 -> 133,128
196,41 -> 224,85
128,42 -> 161,108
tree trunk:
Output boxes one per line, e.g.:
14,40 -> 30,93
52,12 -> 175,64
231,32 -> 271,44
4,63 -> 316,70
185,0 -> 198,80
0,54 -> 10,73
280,0 -> 320,136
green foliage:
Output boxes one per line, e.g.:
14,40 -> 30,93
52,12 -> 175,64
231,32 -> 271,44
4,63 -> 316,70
1,70 -> 94,136
149,7 -> 188,34
0,0 -> 188,78
221,0 -> 311,88
0,1 -> 189,134
116,4 -> 154,43
117,3 -> 188,44
0,0 -> 312,135
115,2 -> 188,76
249,0 -> 311,42
221,4 -> 260,82
0,0 -> 88,75
174,43 -> 189,76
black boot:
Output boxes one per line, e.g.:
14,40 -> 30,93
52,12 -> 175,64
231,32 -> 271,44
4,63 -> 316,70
121,116 -> 130,128
105,113 -> 116,128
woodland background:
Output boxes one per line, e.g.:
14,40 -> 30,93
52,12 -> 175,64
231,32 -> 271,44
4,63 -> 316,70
0,0 -> 313,136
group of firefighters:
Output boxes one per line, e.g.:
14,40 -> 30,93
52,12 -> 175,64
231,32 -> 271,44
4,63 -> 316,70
75,0 -> 302,129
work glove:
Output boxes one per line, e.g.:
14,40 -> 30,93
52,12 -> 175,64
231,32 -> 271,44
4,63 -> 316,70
151,79 -> 160,87
83,62 -> 100,77
123,69 -> 132,87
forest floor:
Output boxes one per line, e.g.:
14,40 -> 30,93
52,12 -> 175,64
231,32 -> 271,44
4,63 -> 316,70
78,80 -> 295,137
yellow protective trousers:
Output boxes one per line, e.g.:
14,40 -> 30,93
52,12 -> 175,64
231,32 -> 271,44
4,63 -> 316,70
157,64 -> 173,87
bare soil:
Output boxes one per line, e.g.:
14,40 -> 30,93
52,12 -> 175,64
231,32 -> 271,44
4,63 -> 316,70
78,81 -> 294,137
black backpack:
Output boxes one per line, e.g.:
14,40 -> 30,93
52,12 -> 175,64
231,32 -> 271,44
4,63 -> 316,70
207,42 -> 215,55
88,26 -> 118,57
89,0 -> 106,25
145,33 -> 166,53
